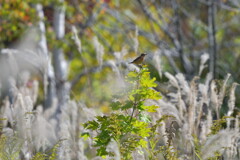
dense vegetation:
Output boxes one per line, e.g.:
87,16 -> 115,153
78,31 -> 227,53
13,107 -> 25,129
0,0 -> 239,159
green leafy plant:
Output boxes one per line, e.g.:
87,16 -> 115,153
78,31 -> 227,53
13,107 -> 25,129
147,115 -> 179,160
209,116 -> 232,135
83,65 -> 164,159
31,140 -> 63,160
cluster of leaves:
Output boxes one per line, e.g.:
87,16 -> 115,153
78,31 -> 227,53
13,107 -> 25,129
82,66 -> 180,159
83,66 -> 163,158
147,116 -> 178,160
0,0 -> 37,47
82,66 -> 234,159
31,140 -> 62,160
209,116 -> 232,135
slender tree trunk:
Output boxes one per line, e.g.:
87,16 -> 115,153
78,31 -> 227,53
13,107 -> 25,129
36,4 -> 56,109
53,0 -> 69,115
208,0 -> 217,79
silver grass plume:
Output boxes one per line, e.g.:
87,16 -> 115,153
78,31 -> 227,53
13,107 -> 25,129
133,26 -> 139,54
227,83 -> 238,116
153,50 -> 162,78
199,53 -> 209,76
93,36 -> 104,66
71,26 -> 82,54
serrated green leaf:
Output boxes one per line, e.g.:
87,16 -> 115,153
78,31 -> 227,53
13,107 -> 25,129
142,105 -> 159,112
110,101 -> 121,110
139,139 -> 148,148
96,116 -> 108,122
97,146 -> 108,157
83,120 -> 99,130
128,71 -> 138,78
129,94 -> 135,101
81,132 -> 90,140
122,100 -> 133,110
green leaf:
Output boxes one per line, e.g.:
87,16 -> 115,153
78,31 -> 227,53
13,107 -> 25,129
128,71 -> 138,78
81,132 -> 90,140
96,146 -> 108,157
129,94 -> 135,101
142,105 -> 159,112
96,116 -> 108,122
122,100 -> 134,110
83,120 -> 99,130
132,121 -> 151,137
110,101 -> 121,110
139,139 -> 148,148
140,72 -> 157,88
126,72 -> 138,83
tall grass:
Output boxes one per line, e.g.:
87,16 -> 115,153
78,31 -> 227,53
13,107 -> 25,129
0,50 -> 239,159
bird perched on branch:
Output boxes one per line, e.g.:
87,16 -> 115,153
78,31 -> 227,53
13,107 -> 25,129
129,53 -> 147,65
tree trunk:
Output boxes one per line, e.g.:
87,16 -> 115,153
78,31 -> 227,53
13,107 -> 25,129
36,4 -> 56,109
53,0 -> 69,115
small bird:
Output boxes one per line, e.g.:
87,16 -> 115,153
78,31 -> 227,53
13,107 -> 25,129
130,53 -> 147,65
